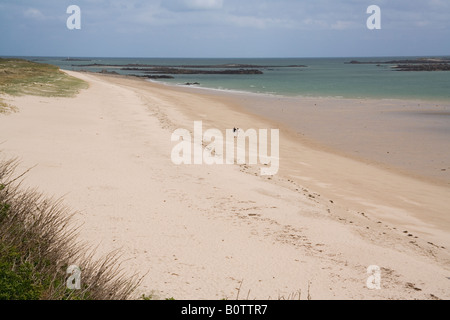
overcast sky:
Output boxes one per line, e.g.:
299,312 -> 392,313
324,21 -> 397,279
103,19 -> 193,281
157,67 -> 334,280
0,0 -> 449,58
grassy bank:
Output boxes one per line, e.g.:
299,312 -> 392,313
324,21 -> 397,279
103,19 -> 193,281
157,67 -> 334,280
0,58 -> 88,113
0,60 -> 138,299
0,156 -> 139,300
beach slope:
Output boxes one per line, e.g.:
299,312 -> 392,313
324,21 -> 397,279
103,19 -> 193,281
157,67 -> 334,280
0,71 -> 448,300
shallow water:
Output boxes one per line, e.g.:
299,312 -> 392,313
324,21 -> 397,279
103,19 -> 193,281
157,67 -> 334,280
26,56 -> 450,101
185,87 -> 450,185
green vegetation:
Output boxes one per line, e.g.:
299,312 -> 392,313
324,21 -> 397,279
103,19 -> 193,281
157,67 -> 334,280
0,245 -> 44,300
0,58 -> 88,113
0,155 -> 139,300
0,102 -> 17,114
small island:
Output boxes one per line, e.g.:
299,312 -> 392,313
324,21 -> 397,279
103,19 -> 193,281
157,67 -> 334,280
71,63 -> 308,78
346,57 -> 450,71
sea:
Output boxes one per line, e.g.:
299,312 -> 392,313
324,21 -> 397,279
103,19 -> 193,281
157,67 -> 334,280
25,56 -> 450,101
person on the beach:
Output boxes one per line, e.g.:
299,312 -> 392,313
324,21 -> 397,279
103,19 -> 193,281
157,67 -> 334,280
233,127 -> 239,137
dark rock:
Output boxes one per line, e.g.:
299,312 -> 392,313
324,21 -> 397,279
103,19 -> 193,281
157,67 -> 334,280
393,63 -> 450,71
64,58 -> 92,61
137,75 -> 174,79
99,69 -> 119,75
138,67 -> 264,75
345,58 -> 450,65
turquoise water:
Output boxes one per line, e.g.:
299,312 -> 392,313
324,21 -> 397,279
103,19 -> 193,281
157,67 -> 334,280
23,56 -> 450,101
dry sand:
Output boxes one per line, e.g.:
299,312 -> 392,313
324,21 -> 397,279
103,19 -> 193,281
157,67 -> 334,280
0,70 -> 449,300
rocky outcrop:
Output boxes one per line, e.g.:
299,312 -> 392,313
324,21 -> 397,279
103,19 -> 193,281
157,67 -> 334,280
74,63 -> 310,78
76,63 -> 307,69
346,58 -> 450,65
393,64 -> 450,71
136,75 -> 175,79
99,69 -> 119,75
123,67 -> 264,75
346,58 -> 450,71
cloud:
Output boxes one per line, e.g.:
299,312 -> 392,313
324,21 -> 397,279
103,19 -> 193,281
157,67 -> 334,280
225,14 -> 297,30
1,0 -> 449,57
24,8 -> 45,20
331,20 -> 356,31
302,18 -> 329,29
162,0 -> 224,12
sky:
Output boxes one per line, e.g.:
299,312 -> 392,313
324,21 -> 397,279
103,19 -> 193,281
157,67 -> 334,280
0,0 -> 449,58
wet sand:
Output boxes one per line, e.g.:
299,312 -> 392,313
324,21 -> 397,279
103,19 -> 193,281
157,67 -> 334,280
178,87 -> 450,185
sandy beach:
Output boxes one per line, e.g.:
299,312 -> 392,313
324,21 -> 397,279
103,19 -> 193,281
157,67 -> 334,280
0,70 -> 449,300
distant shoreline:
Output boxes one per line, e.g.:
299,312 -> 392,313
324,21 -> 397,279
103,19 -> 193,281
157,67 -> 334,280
10,56 -> 449,102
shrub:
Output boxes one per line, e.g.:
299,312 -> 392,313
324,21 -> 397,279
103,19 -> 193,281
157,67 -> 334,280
0,155 -> 140,300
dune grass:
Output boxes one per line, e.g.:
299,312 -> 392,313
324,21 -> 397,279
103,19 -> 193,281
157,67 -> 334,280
0,101 -> 17,114
0,59 -> 139,299
0,58 -> 88,113
0,155 -> 140,300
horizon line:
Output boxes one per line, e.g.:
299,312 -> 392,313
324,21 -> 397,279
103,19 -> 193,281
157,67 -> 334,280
1,54 -> 450,60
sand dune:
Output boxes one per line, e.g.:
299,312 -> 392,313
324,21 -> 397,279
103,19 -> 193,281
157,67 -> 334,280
0,71 -> 448,300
